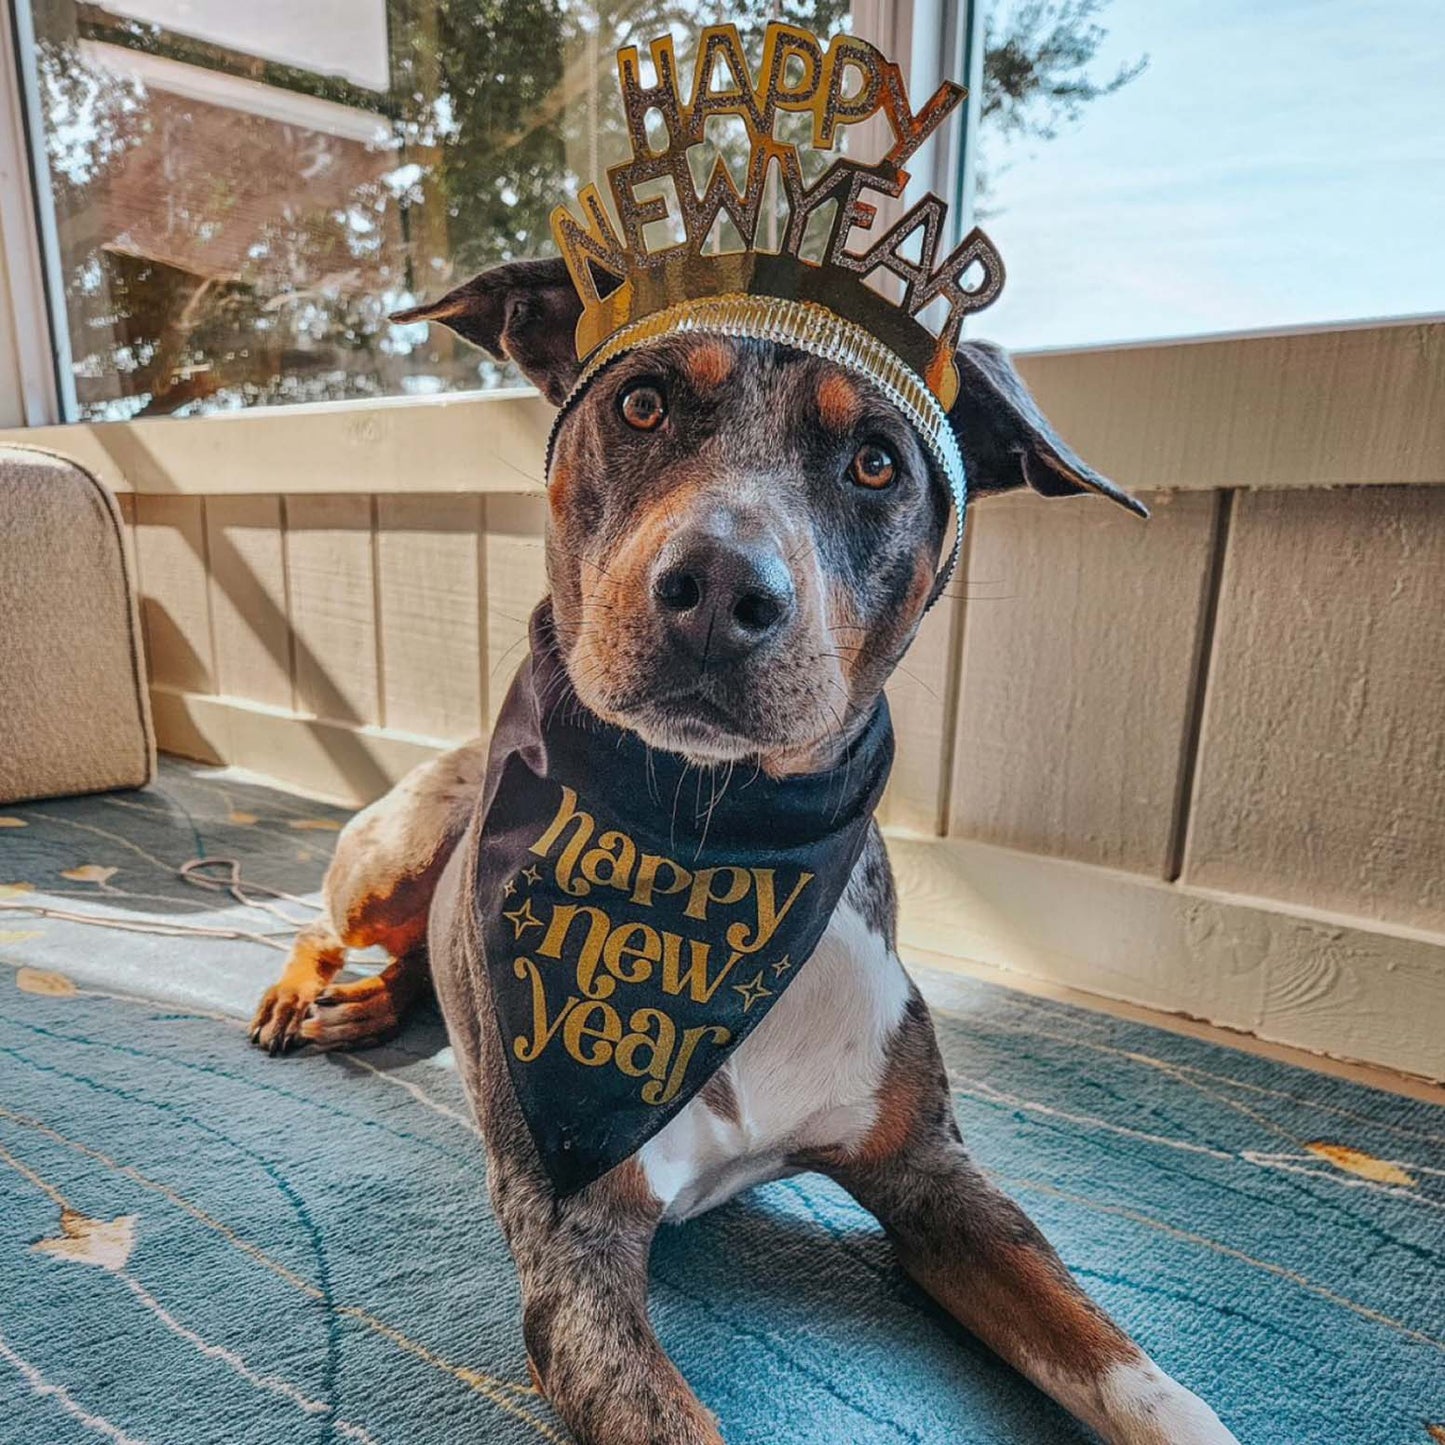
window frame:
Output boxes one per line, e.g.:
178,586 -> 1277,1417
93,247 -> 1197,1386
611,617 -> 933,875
1,0 -> 67,425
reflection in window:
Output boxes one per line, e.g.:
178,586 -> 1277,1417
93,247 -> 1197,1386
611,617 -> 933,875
26,1 -> 849,419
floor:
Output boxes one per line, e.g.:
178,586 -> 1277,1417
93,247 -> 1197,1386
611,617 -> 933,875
1,760 -> 1442,1444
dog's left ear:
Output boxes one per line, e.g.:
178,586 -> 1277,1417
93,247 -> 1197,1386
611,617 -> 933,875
948,340 -> 1147,517
390,257 -> 584,405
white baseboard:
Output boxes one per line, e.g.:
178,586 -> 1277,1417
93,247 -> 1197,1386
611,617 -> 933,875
887,833 -> 1445,1083
150,687 -> 450,808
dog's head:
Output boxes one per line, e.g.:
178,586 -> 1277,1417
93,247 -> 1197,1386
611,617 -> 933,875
397,260 -> 1141,772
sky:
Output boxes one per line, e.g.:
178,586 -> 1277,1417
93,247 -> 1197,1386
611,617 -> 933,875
974,0 -> 1445,350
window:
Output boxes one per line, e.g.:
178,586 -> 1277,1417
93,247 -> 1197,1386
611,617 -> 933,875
975,0 -> 1445,350
19,0 -> 1429,419
16,0 -> 850,421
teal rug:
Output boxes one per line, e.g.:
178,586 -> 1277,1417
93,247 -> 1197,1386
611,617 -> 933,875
1,767 -> 1443,1443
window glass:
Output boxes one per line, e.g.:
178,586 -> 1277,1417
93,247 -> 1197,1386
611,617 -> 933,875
975,0 -> 1444,351
24,0 -> 848,420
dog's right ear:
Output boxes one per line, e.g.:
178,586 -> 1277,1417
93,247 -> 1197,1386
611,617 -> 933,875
390,257 -> 584,405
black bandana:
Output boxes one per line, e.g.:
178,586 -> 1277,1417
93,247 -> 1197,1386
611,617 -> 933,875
473,603 -> 894,1195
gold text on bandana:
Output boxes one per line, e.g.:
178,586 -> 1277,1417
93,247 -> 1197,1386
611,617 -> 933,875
506,786 -> 814,1106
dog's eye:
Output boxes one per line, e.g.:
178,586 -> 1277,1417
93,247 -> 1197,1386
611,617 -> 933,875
620,383 -> 666,432
849,441 -> 896,490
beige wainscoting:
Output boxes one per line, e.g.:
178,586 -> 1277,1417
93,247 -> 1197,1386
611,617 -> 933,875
115,489 -> 549,803
46,320 -> 1445,1081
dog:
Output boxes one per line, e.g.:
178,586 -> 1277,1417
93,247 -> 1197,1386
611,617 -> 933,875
249,257 -> 1240,1445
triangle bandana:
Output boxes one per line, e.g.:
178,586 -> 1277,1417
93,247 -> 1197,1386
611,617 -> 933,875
473,603 -> 893,1195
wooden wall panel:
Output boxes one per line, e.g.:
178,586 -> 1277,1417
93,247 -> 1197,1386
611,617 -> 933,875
133,494 -> 214,694
110,479 -> 1445,1075
1016,321 -> 1445,495
283,495 -> 379,726
948,489 -> 1219,877
483,494 -> 549,726
376,494 -> 486,741
157,690 -> 442,806
879,567 -> 962,836
1184,486 -> 1445,933
204,495 -> 292,710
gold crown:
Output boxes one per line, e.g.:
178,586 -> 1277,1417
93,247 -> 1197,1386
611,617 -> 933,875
548,22 -> 1007,601
551,23 -> 1003,405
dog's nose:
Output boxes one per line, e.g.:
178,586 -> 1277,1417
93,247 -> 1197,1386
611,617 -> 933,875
652,531 -> 795,661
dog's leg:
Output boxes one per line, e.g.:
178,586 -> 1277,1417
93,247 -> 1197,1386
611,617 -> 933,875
428,819 -> 718,1444
815,995 -> 1238,1445
249,743 -> 487,1055
492,1159 -> 723,1445
250,911 -> 432,1056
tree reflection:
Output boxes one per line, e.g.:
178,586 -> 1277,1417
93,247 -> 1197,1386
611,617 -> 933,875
31,0 -> 1129,419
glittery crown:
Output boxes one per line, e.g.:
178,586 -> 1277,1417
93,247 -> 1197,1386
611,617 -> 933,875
551,22 -> 1003,410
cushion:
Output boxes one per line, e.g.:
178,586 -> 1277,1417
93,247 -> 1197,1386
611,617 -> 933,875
0,443 -> 154,803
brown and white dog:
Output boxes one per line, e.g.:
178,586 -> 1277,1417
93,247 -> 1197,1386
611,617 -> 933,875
250,258 -> 1240,1445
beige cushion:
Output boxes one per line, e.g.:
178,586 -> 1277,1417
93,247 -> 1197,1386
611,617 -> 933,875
0,444 -> 154,803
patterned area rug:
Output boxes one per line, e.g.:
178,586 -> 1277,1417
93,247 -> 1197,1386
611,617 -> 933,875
1,765 -> 1442,1444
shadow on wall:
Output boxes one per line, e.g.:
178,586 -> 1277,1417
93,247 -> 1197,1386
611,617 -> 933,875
111,418 -> 415,803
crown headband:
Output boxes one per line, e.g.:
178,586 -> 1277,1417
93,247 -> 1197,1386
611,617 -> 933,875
546,22 -> 1005,601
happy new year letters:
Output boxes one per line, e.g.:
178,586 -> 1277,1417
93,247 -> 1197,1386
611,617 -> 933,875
506,785 -> 813,1107
552,20 -> 1005,389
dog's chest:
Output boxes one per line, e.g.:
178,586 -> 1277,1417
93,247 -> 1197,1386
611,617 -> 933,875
637,900 -> 911,1222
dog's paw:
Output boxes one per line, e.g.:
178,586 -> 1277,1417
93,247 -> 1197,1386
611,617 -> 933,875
1097,1362 -> 1240,1445
297,973 -> 407,1052
249,982 -> 323,1056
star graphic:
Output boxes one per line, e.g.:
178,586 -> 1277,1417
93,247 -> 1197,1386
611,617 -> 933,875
503,878 -> 517,899
522,864 -> 542,886
771,954 -> 793,978
33,1208 -> 137,1272
732,970 -> 773,1014
503,898 -> 543,939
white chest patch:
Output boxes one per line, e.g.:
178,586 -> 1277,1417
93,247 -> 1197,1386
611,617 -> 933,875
638,900 -> 912,1222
